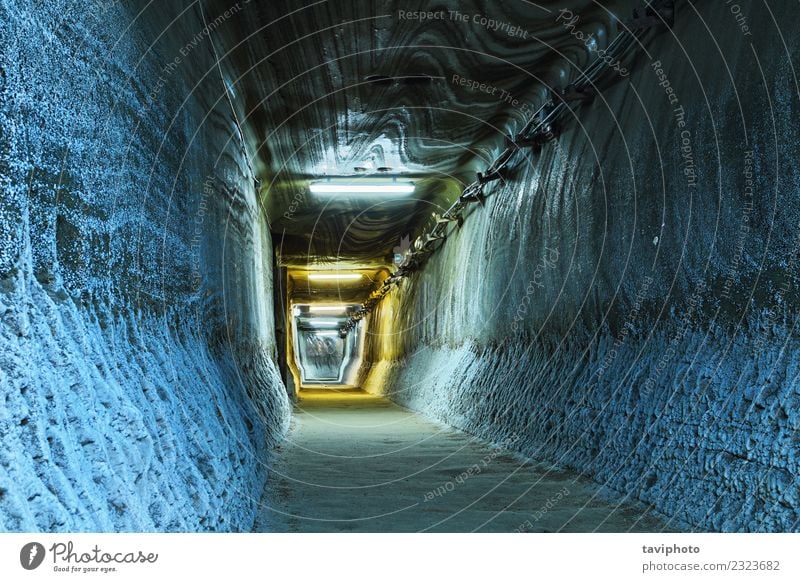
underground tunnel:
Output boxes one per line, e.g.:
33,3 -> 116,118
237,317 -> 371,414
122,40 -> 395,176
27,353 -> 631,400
0,0 -> 798,536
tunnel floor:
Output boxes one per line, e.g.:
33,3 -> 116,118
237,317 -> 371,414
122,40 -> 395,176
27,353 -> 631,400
255,390 -> 671,532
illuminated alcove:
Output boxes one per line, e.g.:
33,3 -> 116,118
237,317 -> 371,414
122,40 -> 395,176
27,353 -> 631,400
290,303 -> 365,387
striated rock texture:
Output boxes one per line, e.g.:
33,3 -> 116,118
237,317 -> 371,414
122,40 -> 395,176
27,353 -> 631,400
364,0 -> 800,531
0,1 -> 289,531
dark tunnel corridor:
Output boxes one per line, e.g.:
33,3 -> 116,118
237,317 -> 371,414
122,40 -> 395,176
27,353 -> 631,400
1,0 -> 799,543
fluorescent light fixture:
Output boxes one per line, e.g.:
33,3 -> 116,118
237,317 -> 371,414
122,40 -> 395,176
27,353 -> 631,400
309,305 -> 348,313
309,178 -> 415,196
311,183 -> 414,194
314,330 -> 341,337
307,273 -> 363,281
292,306 -> 301,316
304,319 -> 342,329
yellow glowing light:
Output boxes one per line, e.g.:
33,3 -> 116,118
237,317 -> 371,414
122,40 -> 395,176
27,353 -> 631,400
307,273 -> 363,281
309,305 -> 348,313
306,319 -> 342,328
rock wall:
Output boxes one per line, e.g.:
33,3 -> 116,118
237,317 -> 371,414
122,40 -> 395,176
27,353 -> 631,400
0,0 -> 289,531
364,0 -> 800,531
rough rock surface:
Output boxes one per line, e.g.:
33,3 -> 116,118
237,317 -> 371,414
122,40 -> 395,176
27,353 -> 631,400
0,1 -> 289,531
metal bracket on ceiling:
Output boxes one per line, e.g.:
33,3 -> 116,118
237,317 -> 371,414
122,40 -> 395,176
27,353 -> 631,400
460,182 -> 485,205
624,0 -> 675,30
552,83 -> 596,104
434,213 -> 454,225
513,103 -> 562,149
513,130 -> 559,149
442,202 -> 466,226
475,171 -> 495,185
462,190 -> 486,207
430,220 -> 448,237
424,232 -> 445,247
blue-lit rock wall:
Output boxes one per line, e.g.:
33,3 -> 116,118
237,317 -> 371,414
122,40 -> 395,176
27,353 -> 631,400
0,0 -> 289,531
366,0 -> 800,531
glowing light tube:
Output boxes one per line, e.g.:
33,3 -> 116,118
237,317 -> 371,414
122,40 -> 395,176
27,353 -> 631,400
309,305 -> 348,313
309,181 -> 415,195
307,273 -> 363,281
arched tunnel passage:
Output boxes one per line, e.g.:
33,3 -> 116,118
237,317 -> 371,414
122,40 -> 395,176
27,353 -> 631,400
0,0 -> 798,536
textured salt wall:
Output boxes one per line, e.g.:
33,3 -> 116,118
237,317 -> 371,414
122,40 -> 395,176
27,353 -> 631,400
364,0 -> 800,531
0,0 -> 289,531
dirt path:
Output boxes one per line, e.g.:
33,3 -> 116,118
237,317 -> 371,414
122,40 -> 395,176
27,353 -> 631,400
255,390 -> 670,532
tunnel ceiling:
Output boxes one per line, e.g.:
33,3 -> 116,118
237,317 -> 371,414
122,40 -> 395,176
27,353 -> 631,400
209,0 -> 616,267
